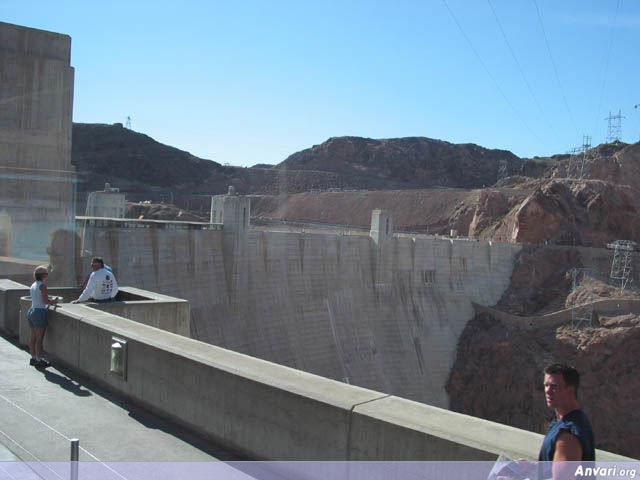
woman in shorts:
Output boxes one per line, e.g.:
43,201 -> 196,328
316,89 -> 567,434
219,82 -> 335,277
28,265 -> 58,368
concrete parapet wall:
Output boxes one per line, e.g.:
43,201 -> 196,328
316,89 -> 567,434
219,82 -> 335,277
6,300 -> 628,461
9,284 -> 190,342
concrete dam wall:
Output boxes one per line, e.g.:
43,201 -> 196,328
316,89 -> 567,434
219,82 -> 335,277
78,214 -> 521,408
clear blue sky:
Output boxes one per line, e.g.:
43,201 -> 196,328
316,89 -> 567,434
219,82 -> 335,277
4,0 -> 640,167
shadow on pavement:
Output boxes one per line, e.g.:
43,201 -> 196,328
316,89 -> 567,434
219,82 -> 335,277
41,368 -> 92,397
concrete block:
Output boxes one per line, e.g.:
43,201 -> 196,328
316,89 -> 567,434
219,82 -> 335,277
0,279 -> 29,336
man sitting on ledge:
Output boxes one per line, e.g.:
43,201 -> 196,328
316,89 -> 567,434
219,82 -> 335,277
72,257 -> 118,303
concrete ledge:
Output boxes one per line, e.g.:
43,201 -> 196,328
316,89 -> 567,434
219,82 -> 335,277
350,396 -> 541,460
8,299 -> 631,461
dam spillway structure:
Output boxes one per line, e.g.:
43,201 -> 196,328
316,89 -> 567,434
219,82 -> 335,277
76,191 -> 522,408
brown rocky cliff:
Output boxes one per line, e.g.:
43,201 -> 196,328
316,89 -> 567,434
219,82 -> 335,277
468,190 -> 510,237
495,246 -> 578,315
472,179 -> 640,247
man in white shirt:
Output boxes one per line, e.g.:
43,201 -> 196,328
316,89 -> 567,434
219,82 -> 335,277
72,257 -> 118,303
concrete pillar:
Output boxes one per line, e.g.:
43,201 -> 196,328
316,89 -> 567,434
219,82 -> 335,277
85,185 -> 126,218
0,22 -> 76,283
210,186 -> 250,234
370,209 -> 393,246
212,187 -> 250,305
370,210 -> 393,285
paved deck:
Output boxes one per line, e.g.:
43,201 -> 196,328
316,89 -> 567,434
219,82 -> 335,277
0,332 -> 249,476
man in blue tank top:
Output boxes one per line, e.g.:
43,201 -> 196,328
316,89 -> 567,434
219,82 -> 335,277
538,363 -> 595,479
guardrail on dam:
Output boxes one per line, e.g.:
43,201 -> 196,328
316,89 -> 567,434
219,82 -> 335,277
0,285 -> 629,461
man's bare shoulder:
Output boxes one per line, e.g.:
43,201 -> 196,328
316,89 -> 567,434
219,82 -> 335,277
554,430 -> 582,461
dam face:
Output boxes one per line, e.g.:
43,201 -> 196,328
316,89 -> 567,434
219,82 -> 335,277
78,212 -> 521,407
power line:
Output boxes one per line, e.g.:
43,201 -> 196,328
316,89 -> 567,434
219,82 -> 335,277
441,0 -> 546,147
486,0 -> 558,140
594,0 -> 621,142
533,0 -> 577,135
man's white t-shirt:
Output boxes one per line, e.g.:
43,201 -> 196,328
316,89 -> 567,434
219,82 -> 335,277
77,268 -> 118,302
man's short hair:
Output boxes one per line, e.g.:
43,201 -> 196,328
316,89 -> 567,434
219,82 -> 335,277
545,363 -> 580,397
91,257 -> 104,268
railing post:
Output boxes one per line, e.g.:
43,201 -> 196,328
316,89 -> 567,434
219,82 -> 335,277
70,438 -> 79,480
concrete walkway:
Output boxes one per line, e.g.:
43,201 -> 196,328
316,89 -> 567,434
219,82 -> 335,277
0,333 -> 247,467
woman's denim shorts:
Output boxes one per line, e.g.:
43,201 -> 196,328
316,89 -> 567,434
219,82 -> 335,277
27,307 -> 48,328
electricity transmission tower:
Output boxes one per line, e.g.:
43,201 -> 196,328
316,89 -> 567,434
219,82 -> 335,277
604,110 -> 624,143
497,159 -> 509,181
568,268 -> 593,328
607,240 -> 636,290
566,147 -> 581,178
566,136 -> 592,179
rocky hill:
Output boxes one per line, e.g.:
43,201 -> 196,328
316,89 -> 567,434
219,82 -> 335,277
278,136 -> 547,189
72,124 -> 554,198
72,123 -> 227,193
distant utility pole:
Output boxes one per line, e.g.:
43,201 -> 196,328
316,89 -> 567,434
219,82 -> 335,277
566,147 -> 581,178
497,159 -> 509,181
126,116 -> 132,129
607,240 -> 636,290
579,135 -> 592,179
566,135 -> 592,179
568,268 -> 593,328
604,110 -> 624,143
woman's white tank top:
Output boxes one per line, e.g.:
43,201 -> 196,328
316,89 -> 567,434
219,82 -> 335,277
30,281 -> 46,308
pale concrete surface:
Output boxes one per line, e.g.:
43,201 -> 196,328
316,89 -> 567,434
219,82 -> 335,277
0,333 -> 245,463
